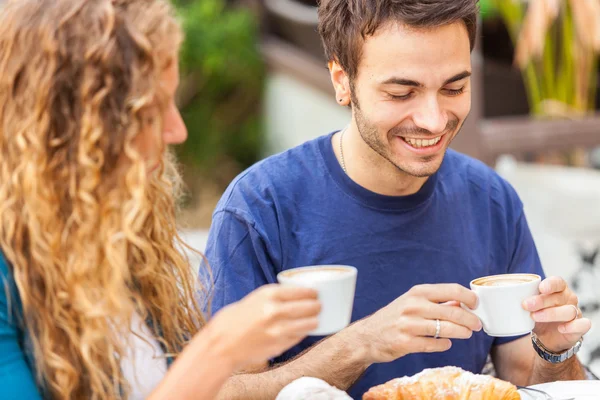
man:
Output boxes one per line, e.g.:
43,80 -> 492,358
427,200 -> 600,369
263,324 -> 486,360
204,1 -> 592,398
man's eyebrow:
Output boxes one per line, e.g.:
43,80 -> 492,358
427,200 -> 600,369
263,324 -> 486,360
443,71 -> 471,85
380,77 -> 423,87
379,71 -> 471,88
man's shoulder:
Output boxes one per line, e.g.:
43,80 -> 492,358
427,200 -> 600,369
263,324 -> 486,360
249,135 -> 326,177
215,135 -> 328,212
442,149 -> 522,211
443,149 -> 496,180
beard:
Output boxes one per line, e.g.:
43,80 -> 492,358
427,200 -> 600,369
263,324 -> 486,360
351,91 -> 461,178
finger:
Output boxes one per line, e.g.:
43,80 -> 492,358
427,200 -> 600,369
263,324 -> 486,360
558,317 -> 592,336
408,318 -> 473,339
441,301 -> 460,307
278,299 -> 322,319
409,337 -> 452,353
424,302 -> 482,332
524,291 -> 572,312
539,276 -> 567,295
412,284 -> 478,309
533,304 -> 581,323
273,286 -> 319,301
281,317 -> 319,336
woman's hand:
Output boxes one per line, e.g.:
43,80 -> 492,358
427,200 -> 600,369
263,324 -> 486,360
206,284 -> 321,370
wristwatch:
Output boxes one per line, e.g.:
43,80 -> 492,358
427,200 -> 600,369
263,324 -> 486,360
531,332 -> 583,364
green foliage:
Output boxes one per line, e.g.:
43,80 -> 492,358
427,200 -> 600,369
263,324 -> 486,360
479,0 -> 499,20
173,0 -> 265,171
489,0 -> 598,117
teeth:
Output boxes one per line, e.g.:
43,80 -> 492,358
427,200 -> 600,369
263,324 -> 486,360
403,136 -> 441,148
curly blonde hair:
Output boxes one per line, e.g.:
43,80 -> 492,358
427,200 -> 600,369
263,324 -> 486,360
0,0 -> 206,398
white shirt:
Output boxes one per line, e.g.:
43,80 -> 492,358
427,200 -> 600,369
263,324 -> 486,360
120,312 -> 167,399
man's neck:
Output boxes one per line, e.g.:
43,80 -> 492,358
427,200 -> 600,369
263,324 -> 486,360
333,125 -> 429,197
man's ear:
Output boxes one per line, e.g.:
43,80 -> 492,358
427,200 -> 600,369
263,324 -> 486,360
328,60 -> 351,106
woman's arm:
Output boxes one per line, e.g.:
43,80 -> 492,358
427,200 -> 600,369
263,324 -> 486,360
148,321 -> 237,400
149,285 -> 320,400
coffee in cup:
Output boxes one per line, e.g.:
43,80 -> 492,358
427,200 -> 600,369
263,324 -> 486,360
279,267 -> 350,281
277,265 -> 357,336
462,273 -> 541,337
472,274 -> 538,287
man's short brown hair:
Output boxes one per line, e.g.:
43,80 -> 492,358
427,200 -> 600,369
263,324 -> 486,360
318,0 -> 479,80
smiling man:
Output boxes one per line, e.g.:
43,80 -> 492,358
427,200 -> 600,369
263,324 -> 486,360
204,1 -> 591,399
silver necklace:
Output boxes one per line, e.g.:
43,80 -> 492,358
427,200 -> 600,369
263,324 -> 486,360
339,128 -> 347,174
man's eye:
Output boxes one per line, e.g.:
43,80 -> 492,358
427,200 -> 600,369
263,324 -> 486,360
444,87 -> 465,96
389,93 -> 413,100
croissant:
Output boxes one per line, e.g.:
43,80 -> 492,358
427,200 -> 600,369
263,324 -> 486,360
363,366 -> 520,400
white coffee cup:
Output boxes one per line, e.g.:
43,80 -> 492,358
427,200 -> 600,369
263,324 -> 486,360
461,273 -> 541,337
277,265 -> 357,336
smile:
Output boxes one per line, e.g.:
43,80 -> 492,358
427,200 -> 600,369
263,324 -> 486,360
400,135 -> 443,149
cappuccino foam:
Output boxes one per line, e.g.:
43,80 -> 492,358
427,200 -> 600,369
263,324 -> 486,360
281,267 -> 350,283
479,278 -> 532,287
473,274 -> 537,287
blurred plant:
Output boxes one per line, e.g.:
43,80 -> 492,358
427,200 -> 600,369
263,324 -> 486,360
489,0 -> 600,117
480,0 -> 500,19
172,0 -> 265,173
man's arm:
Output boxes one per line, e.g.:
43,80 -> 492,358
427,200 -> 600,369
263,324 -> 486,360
203,208 -> 371,398
203,209 -> 365,399
216,284 -> 482,399
202,209 -> 278,316
490,197 -> 590,385
491,335 -> 586,386
216,325 -> 370,400
491,336 -> 533,386
529,355 -> 586,384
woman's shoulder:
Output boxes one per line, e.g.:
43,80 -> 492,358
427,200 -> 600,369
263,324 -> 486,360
0,252 -> 15,290
0,253 -> 42,398
0,252 -> 22,317
0,252 -> 10,278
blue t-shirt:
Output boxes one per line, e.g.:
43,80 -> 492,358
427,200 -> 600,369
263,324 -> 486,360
204,133 -> 545,399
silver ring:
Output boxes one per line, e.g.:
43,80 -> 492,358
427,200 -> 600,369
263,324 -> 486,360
434,319 -> 441,339
569,304 -> 581,321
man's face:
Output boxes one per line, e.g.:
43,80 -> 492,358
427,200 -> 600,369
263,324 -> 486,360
350,21 -> 472,178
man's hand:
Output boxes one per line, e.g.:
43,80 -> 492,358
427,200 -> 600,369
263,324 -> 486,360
523,276 -> 592,352
349,284 -> 483,364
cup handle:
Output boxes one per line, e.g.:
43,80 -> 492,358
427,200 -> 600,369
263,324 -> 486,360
460,300 -> 487,328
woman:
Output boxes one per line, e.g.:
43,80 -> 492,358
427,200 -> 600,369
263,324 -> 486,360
0,0 -> 321,398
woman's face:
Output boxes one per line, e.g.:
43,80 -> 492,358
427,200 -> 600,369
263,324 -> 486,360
133,55 -> 187,172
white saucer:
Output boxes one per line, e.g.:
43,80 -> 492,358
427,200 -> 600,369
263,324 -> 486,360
518,380 -> 600,399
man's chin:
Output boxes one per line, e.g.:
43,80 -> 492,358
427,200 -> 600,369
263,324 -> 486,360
400,168 -> 439,178
395,154 -> 446,178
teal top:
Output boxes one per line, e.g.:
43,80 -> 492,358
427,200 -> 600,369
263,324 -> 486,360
0,254 -> 174,399
0,254 -> 42,399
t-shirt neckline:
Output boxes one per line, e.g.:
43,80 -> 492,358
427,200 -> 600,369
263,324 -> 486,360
318,132 -> 438,211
